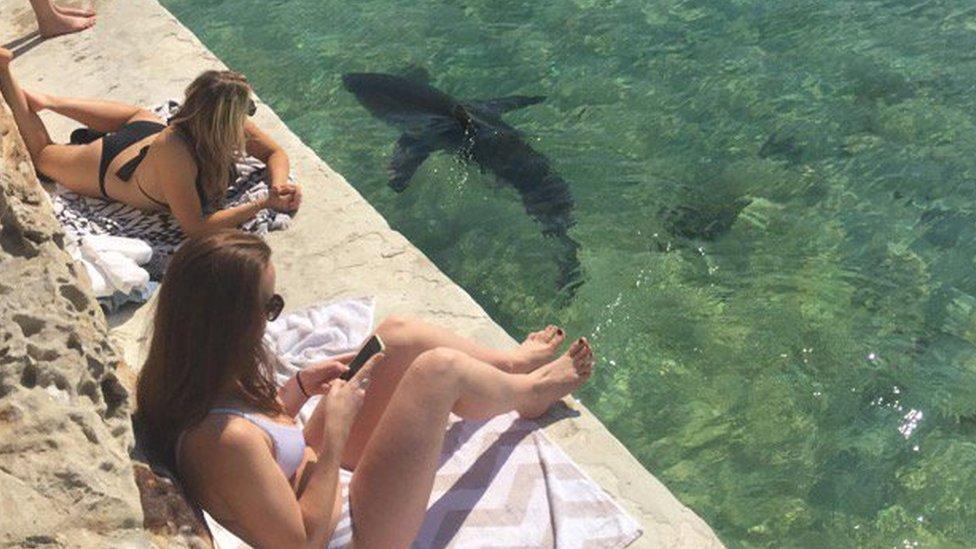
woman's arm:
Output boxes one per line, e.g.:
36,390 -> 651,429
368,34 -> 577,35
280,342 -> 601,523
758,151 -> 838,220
279,374 -> 309,418
188,420 -> 343,548
245,119 -> 301,211
204,372 -> 372,546
153,133 -> 286,237
279,359 -> 352,418
38,94 -> 156,133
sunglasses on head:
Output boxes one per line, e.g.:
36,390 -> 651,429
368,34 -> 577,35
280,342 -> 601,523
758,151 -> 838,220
247,98 -> 257,117
265,293 -> 284,321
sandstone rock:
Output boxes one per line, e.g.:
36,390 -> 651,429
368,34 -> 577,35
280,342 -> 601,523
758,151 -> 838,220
133,463 -> 212,548
0,95 -> 152,546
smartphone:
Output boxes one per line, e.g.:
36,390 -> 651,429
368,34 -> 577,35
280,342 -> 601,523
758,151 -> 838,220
340,334 -> 385,381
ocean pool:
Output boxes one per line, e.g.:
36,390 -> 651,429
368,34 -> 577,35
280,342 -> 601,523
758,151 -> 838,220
161,0 -> 976,545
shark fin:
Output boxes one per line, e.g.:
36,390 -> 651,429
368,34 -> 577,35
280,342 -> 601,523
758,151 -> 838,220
473,95 -> 546,114
388,134 -> 434,192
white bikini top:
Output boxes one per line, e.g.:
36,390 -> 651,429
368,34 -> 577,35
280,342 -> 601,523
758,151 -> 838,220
177,407 -> 307,480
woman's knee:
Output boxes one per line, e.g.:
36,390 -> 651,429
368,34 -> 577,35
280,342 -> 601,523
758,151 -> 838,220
375,314 -> 424,343
405,347 -> 464,386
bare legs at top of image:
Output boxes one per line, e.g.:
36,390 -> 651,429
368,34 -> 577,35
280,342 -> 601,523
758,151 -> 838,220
28,0 -> 96,39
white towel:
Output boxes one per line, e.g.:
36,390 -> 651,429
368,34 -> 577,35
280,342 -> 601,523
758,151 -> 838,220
262,296 -> 376,422
83,234 -> 153,264
66,233 -> 152,298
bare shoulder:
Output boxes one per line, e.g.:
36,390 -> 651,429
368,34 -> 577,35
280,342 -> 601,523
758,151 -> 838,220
151,128 -> 197,167
181,415 -> 272,475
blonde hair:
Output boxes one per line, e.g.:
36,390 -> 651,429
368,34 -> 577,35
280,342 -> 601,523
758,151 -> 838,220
170,70 -> 252,208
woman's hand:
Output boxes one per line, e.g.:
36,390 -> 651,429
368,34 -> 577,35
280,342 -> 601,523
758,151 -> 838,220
273,181 -> 303,211
266,183 -> 300,213
321,352 -> 384,445
297,359 -> 349,396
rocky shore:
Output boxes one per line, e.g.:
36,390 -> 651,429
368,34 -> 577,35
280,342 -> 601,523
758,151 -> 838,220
0,98 -> 149,545
0,0 -> 723,546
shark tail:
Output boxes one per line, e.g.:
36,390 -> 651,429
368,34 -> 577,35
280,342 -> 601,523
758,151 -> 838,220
553,231 -> 583,297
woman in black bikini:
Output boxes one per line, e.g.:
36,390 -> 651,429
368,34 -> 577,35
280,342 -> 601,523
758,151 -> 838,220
0,47 -> 300,236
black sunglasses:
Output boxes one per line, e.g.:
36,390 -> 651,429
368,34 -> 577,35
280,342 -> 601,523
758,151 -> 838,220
247,98 -> 257,117
266,293 -> 284,321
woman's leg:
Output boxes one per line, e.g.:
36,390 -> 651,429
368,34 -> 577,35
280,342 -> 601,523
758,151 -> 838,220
349,342 -> 593,548
0,49 -> 102,195
0,48 -> 51,159
340,315 -> 567,468
28,90 -> 159,133
376,315 -> 566,374
29,0 -> 95,38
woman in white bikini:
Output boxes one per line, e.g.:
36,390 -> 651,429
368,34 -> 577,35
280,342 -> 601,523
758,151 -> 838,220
0,48 -> 300,235
136,230 -> 595,547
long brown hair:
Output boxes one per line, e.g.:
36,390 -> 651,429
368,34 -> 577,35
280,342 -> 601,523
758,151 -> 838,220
170,70 -> 252,208
136,230 -> 282,469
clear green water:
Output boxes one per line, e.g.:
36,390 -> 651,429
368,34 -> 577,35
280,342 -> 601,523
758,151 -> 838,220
162,0 -> 976,546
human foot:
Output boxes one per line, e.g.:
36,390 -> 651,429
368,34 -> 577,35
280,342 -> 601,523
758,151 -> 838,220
510,325 -> 566,373
55,4 -> 96,17
37,12 -> 95,38
24,90 -> 51,112
517,337 -> 594,419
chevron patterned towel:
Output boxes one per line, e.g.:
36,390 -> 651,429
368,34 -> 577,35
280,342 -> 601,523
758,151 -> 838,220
406,412 -> 643,548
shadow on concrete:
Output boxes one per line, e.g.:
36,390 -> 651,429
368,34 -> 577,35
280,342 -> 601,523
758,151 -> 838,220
106,301 -> 147,329
535,400 -> 582,428
3,31 -> 43,56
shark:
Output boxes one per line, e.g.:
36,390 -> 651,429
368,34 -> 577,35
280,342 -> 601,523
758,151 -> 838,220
341,72 -> 582,294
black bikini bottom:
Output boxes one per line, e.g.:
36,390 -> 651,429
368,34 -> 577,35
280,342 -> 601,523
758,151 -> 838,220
79,120 -> 166,199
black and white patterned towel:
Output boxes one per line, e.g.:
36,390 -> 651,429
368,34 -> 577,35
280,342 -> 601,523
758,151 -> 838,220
51,100 -> 295,279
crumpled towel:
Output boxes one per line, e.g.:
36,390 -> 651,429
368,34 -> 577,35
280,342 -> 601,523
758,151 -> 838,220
66,233 -> 152,298
263,296 -> 376,417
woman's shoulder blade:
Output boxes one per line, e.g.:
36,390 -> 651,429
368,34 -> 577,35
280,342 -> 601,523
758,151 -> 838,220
152,129 -> 196,163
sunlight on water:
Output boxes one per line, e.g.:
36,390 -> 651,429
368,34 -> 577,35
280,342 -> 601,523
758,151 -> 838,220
162,0 -> 976,545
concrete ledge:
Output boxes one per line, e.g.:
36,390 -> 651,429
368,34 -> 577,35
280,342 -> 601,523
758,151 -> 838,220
0,0 -> 722,546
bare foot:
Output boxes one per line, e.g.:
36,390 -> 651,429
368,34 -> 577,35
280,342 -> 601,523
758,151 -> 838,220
37,12 -> 95,38
510,325 -> 566,373
517,337 -> 594,419
24,90 -> 50,112
55,4 -> 96,17
0,48 -> 12,68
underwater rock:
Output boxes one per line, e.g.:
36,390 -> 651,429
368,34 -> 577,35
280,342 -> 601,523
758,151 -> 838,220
662,197 -> 753,241
759,132 -> 802,164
